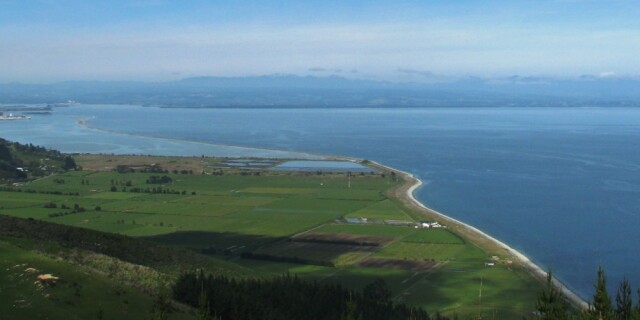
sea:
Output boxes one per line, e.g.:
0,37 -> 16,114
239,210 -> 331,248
2,104 -> 640,299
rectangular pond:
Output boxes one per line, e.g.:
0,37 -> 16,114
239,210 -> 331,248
271,160 -> 375,173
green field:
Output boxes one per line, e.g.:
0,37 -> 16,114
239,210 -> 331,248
402,229 -> 465,244
345,199 -> 414,221
312,223 -> 417,238
0,155 -> 540,318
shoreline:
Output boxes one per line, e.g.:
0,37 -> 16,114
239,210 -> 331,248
367,160 -> 589,310
76,113 -> 590,307
40,108 -> 588,308
77,117 -> 326,160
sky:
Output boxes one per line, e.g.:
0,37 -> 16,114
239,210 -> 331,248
1,0 -> 639,83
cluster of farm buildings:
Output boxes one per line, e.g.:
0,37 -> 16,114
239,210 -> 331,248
342,217 -> 446,229
417,221 -> 446,229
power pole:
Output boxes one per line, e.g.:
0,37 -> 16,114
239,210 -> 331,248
479,276 -> 482,303
479,276 -> 483,319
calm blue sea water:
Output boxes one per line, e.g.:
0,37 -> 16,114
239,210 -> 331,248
2,104 -> 640,299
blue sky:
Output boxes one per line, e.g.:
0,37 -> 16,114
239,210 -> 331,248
1,0 -> 639,82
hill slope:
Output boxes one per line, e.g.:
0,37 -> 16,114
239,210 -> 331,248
0,214 -> 259,320
0,238 -> 195,320
0,138 -> 75,180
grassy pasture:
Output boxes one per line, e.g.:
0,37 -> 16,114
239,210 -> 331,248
85,192 -> 143,200
375,242 -> 470,262
404,263 -> 539,319
0,191 -> 71,204
241,187 -> 314,194
75,154 -> 208,173
255,241 -> 376,264
346,199 -> 414,221
0,155 -> 542,318
402,229 -> 465,245
321,266 -> 417,295
294,232 -> 396,246
1,166 -> 397,254
313,224 -> 417,238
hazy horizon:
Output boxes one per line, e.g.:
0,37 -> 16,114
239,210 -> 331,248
1,0 -> 639,83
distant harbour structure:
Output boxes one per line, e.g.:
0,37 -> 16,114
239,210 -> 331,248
0,112 -> 31,120
47,100 -> 78,108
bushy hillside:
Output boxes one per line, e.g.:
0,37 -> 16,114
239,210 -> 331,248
0,138 -> 76,180
0,214 -> 253,320
0,215 -> 250,278
0,238 -> 195,320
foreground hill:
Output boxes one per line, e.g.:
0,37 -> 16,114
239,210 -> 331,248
1,238 -> 178,320
0,215 -> 439,320
0,216 -> 206,320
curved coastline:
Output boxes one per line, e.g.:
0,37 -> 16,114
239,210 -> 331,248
368,160 -> 589,310
77,111 -> 588,308
77,117 -> 327,160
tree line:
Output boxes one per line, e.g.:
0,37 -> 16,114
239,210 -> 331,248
536,268 -> 640,320
168,267 -> 640,320
172,270 -> 444,320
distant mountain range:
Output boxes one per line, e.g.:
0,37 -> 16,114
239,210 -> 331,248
1,74 -> 639,108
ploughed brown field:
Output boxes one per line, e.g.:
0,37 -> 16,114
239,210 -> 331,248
293,232 -> 395,246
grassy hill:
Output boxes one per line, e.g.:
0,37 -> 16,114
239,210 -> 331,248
0,237 -> 195,320
0,213 -> 260,320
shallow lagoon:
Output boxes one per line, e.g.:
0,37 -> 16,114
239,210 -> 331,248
273,160 -> 374,172
0,104 -> 315,159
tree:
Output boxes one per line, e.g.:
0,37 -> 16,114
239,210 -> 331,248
0,144 -> 12,162
341,295 -> 362,320
536,270 -> 567,320
150,290 -> 170,320
589,267 -> 614,320
363,278 -> 391,304
97,305 -> 104,320
62,156 -> 77,170
615,278 -> 633,320
635,289 -> 640,319
197,287 -> 211,320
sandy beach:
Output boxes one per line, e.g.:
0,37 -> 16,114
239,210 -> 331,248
368,160 -> 589,310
